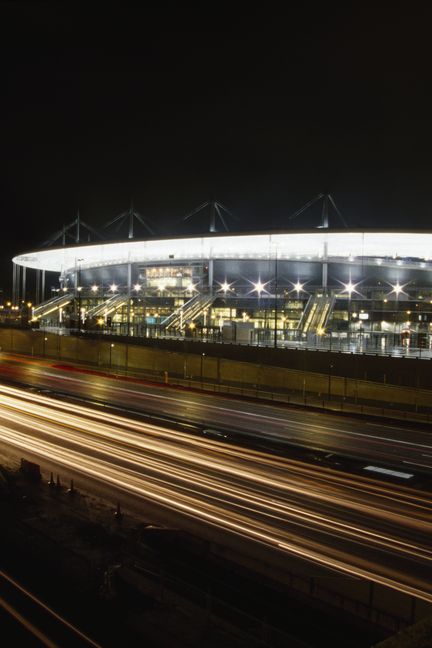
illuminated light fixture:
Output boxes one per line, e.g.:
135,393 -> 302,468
344,281 -> 356,296
97,317 -> 104,325
292,281 -> 304,293
390,282 -> 404,296
251,280 -> 267,295
189,322 -> 196,330
316,327 -> 325,335
77,286 -> 82,292
157,281 -> 167,292
91,285 -> 98,293
62,287 -> 68,292
27,302 -> 32,307
219,281 -> 232,293
186,282 -> 197,292
341,279 -> 362,298
109,283 -> 117,292
133,283 -> 141,291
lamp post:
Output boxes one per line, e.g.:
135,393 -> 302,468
391,282 -> 403,351
109,343 -> 114,370
292,281 -> 304,345
200,352 -> 205,386
253,280 -> 265,346
273,249 -> 278,349
75,258 -> 84,330
328,362 -> 333,400
343,280 -> 355,351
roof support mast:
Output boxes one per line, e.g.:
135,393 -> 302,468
289,193 -> 347,291
183,200 -> 237,292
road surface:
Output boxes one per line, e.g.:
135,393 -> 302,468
0,353 -> 431,474
0,381 -> 431,603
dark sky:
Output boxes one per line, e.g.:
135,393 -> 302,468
1,3 -> 432,291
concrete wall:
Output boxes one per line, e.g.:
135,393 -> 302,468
1,328 -> 432,415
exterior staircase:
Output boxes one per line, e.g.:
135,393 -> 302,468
298,294 -> 335,335
32,293 -> 74,320
162,293 -> 215,330
85,294 -> 129,318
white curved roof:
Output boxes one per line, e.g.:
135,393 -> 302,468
12,230 -> 432,273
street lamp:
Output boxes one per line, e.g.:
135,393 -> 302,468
200,352 -> 206,386
109,343 -> 114,369
219,281 -> 233,328
76,258 -> 84,329
273,251 -> 278,349
252,280 -> 267,345
328,363 -> 333,400
341,279 -> 359,349
290,281 -> 305,344
388,282 -> 406,349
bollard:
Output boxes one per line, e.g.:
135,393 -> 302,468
114,501 -> 123,521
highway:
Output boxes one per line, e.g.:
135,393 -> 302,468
0,353 -> 432,472
0,381 -> 431,603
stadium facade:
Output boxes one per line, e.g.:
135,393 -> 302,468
11,228 -> 432,349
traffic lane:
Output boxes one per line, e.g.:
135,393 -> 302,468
0,354 -> 426,438
1,384 -> 431,598
0,381 -> 430,531
3,378 -> 430,540
2,414 -> 431,602
1,355 -> 432,468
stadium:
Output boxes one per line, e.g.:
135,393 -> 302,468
10,199 -> 432,353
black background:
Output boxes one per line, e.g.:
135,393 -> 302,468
1,3 -> 431,293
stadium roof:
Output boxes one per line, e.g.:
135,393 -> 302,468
12,229 -> 432,273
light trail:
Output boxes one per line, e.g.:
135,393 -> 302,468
2,354 -> 432,473
0,383 -> 431,603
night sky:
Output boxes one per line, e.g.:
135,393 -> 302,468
1,3 -> 431,292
